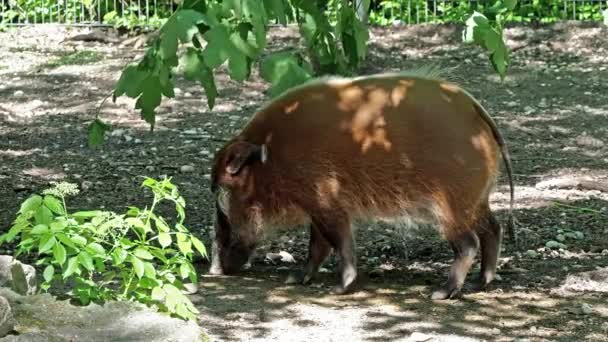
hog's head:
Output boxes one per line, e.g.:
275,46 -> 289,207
208,140 -> 267,275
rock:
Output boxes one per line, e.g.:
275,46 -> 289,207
0,256 -> 13,287
278,251 -> 296,263
110,129 -> 125,137
180,165 -> 195,173
0,288 -> 207,342
10,260 -> 37,296
181,282 -> 198,295
524,250 -> 539,258
553,267 -> 608,294
408,332 -> 434,341
575,134 -> 604,148
265,251 -> 296,264
13,90 -> 24,98
124,135 -> 133,143
81,180 -> 93,191
0,296 -> 15,337
581,303 -> 593,315
545,240 -> 566,250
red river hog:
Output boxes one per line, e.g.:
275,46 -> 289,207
208,69 -> 515,299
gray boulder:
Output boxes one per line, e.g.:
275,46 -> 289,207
9,261 -> 36,296
0,256 -> 37,296
0,288 -> 207,342
0,296 -> 15,338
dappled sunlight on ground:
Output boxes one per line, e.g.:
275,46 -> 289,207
1,22 -> 607,341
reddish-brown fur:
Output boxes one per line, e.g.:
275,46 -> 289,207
209,73 -> 514,298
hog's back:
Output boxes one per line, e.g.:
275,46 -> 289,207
240,75 -> 500,229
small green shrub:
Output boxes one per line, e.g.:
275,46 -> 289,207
0,177 -> 207,321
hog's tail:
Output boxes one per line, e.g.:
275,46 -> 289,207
467,92 -> 517,248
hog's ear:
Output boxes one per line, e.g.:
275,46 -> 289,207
225,141 -> 267,175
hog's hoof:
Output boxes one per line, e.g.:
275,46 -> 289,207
472,273 -> 502,292
208,266 -> 224,276
331,282 -> 357,295
431,287 -> 462,300
284,272 -> 303,285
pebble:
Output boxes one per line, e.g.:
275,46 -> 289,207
13,90 -> 24,97
180,165 -> 195,173
581,303 -> 593,315
111,129 -> 125,137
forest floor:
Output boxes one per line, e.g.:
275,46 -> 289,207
1,22 -> 608,341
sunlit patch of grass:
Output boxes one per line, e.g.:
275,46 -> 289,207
43,50 -> 104,68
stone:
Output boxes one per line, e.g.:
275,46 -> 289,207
180,165 -> 195,173
0,296 -> 15,337
0,288 -> 207,342
10,260 -> 37,296
0,256 -> 13,287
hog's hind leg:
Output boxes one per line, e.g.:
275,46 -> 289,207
431,229 -> 480,300
475,208 -> 503,290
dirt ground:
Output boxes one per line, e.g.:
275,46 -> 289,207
1,21 -> 608,342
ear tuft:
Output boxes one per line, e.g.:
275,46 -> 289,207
225,141 -> 263,175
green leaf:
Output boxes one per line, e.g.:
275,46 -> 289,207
176,233 -> 192,254
135,76 -> 162,128
264,0 -> 287,24
31,224 -> 50,235
56,233 -> 76,249
112,248 -> 128,265
78,251 -> 94,271
88,118 -> 111,147
70,234 -> 87,246
158,232 -> 172,248
38,235 -> 57,254
260,52 -> 312,98
182,48 -> 218,109
130,255 -> 145,279
72,210 -> 103,219
504,0 -> 518,10
191,236 -> 207,258
159,65 -> 175,98
19,195 -> 42,214
201,23 -> 233,68
34,206 -> 53,226
228,52 -> 249,81
134,248 -> 154,260
85,242 -> 106,256
143,261 -> 157,278
53,243 -> 67,265
151,286 -> 166,301
43,265 -> 55,283
114,65 -> 148,99
154,217 -> 170,232
2,224 -> 23,243
50,220 -> 68,232
63,256 -> 79,279
179,263 -> 191,279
